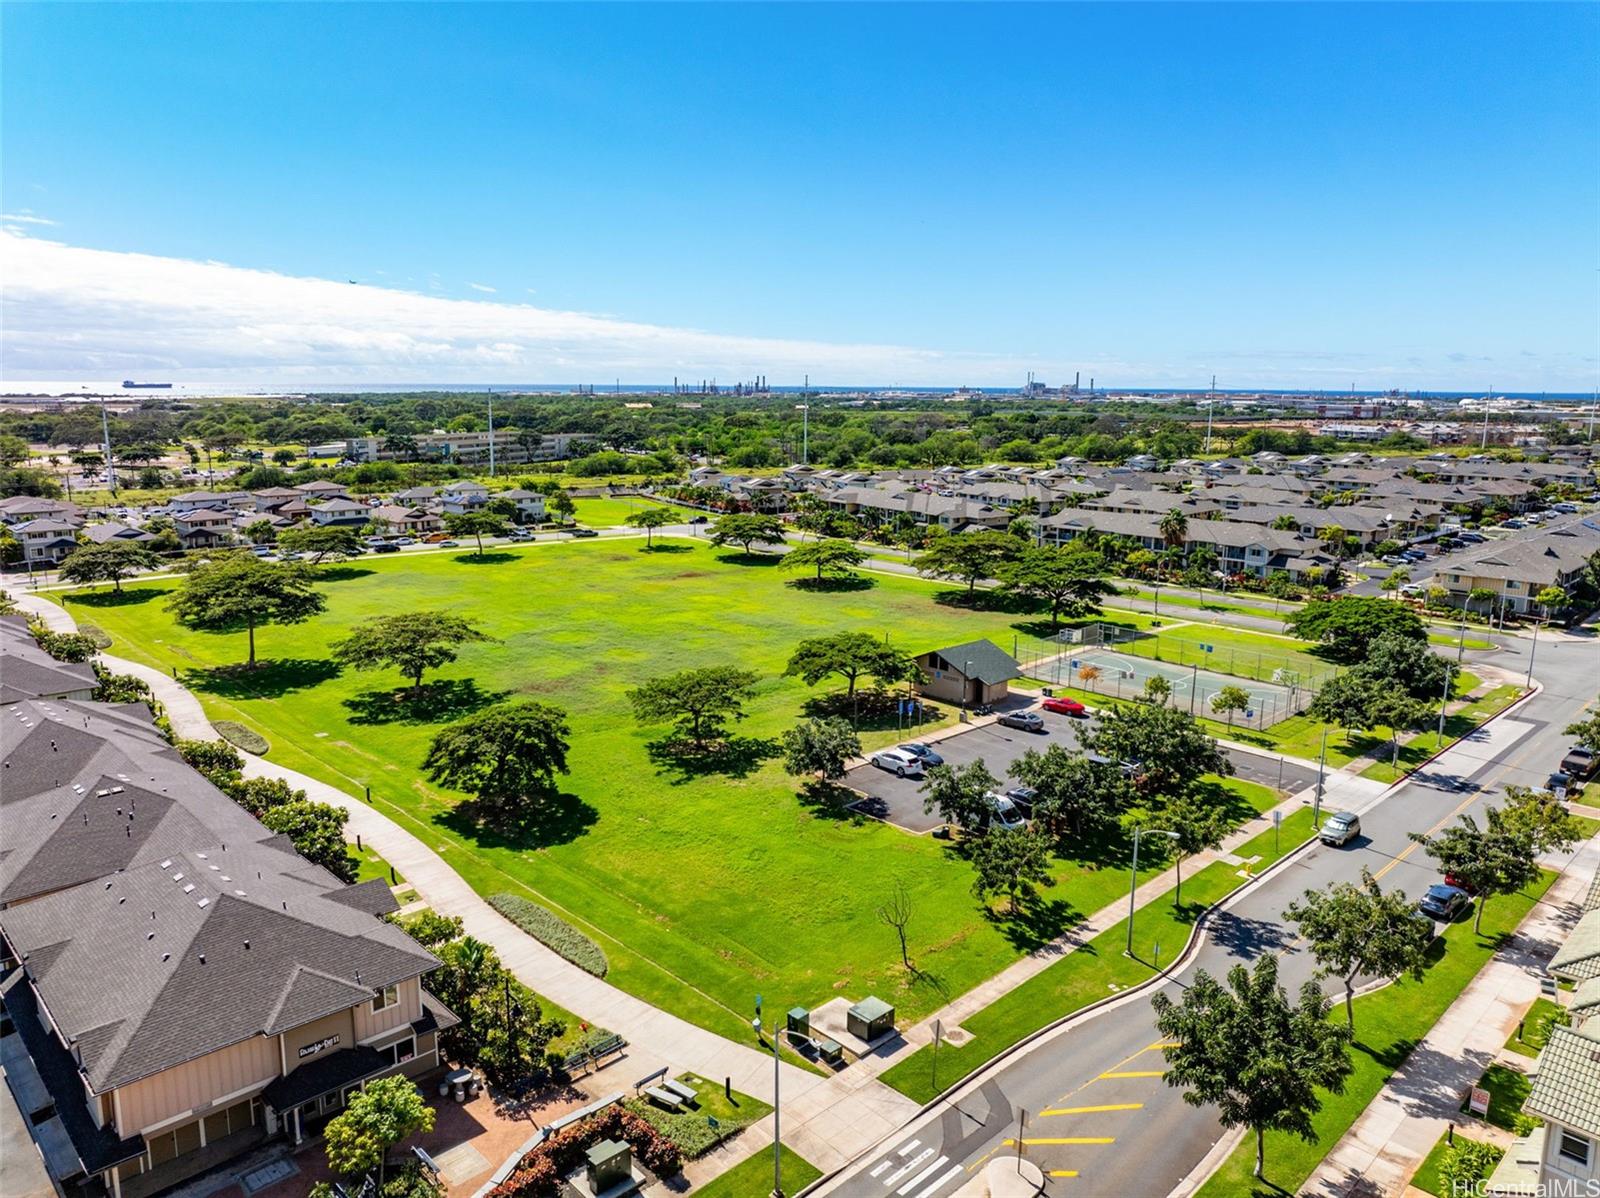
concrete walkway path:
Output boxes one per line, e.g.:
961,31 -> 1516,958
1299,834 -> 1600,1198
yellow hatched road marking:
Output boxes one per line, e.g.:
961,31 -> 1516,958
1041,1103 -> 1144,1116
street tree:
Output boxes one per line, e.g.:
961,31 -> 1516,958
57,541 -> 160,593
783,631 -> 915,698
1499,785 -> 1584,855
1143,674 -> 1173,706
1284,869 -> 1433,1029
969,826 -> 1054,915
1565,700 -> 1600,750
1286,597 -> 1426,663
708,513 -> 787,555
330,611 -> 494,697
1080,701 -> 1231,800
277,524 -> 364,565
550,491 -> 576,523
920,759 -> 1001,833
1386,564 -> 1412,594
1409,805 -> 1541,932
1139,789 -> 1233,908
1151,953 -> 1353,1180
914,530 -> 1022,598
1361,630 -> 1456,701
322,1076 -> 435,1187
627,666 -> 759,748
1159,508 -> 1189,551
998,542 -> 1114,630
244,518 -> 277,545
1210,684 -> 1251,728
779,537 -> 867,582
1008,744 -> 1133,839
625,506 -> 673,547
781,716 -> 861,780
423,700 -> 572,823
260,800 -> 358,883
444,511 -> 509,556
166,555 -> 326,668
1535,585 -> 1567,622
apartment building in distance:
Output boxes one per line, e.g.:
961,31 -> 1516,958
342,430 -> 585,466
0,634 -> 455,1198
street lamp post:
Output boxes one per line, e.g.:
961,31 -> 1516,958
1312,728 -> 1329,827
1525,617 -> 1540,692
1126,826 -> 1180,957
963,658 -> 973,720
752,1012 -> 808,1198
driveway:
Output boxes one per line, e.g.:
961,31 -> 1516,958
845,704 -> 1319,832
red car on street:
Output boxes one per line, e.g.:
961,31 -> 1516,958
1041,696 -> 1088,717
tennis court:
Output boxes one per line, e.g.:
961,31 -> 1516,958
1022,645 -> 1308,730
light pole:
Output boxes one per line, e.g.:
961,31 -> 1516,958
963,658 -> 973,719
1525,617 -> 1540,692
1437,660 -> 1451,745
1312,728 -> 1329,827
1126,827 -> 1179,956
751,1010 -> 808,1198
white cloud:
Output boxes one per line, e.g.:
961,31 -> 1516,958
467,282 -> 497,294
0,231 -> 1038,386
1,212 -> 57,226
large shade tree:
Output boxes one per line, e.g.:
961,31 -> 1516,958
276,524 -> 364,565
444,510 -> 509,556
1078,701 -> 1231,801
423,700 -> 572,823
57,541 -> 160,592
165,554 -> 327,668
780,537 -> 867,582
627,666 -> 759,748
1152,953 -> 1353,1180
783,632 -> 915,699
997,542 -> 1114,630
914,530 -> 1022,598
330,611 -> 494,697
708,513 -> 787,555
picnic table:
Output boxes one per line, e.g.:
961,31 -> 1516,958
644,1085 -> 685,1111
660,1078 -> 698,1104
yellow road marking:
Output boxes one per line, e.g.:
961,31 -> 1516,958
1042,1103 -> 1144,1116
1003,1137 -> 1116,1146
1098,1070 -> 1163,1079
1049,1170 -> 1080,1178
1148,1041 -> 1179,1050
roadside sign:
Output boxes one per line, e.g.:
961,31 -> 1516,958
1273,810 -> 1282,828
1469,1087 -> 1490,1118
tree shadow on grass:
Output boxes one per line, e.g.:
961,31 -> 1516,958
932,588 -> 1031,614
1190,778 -> 1262,824
712,551 -> 785,567
342,678 -> 512,726
643,735 -> 782,784
796,779 -> 857,822
186,657 -> 343,699
799,689 -> 942,734
313,565 -> 376,582
638,542 -> 692,554
67,586 -> 173,608
787,575 -> 875,593
438,790 -> 599,852
982,893 -> 1084,953
452,552 -> 519,565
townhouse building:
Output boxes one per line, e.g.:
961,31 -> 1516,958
1433,526 -> 1600,614
342,431 -> 582,467
10,518 -> 83,567
0,614 -> 97,702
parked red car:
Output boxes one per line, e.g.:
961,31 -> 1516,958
1041,696 -> 1088,717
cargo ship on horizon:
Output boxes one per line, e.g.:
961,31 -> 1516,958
121,379 -> 173,388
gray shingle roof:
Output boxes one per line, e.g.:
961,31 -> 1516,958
0,616 -> 97,703
1525,1024 -> 1600,1138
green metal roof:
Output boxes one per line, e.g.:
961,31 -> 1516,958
918,639 -> 1022,686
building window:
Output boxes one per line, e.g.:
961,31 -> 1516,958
372,984 -> 399,1013
1559,1130 -> 1591,1167
381,1035 -> 417,1067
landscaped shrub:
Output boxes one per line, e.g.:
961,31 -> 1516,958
1437,1139 -> 1504,1195
488,894 -> 608,977
215,721 -> 269,755
488,1105 -> 679,1197
75,622 -> 112,649
625,1097 -> 747,1159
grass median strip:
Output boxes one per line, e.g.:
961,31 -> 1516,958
690,1144 -> 820,1198
1193,868 -> 1556,1198
880,807 -> 1317,1103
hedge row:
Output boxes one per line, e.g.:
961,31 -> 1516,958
488,894 -> 608,977
214,721 -> 269,755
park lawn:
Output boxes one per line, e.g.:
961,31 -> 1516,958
880,809 -> 1317,1103
56,538 -> 1142,1049
1430,631 -> 1496,651
1193,869 -> 1556,1198
1119,586 -> 1296,623
1359,684 -> 1529,783
691,1144 -> 820,1198
1506,996 -> 1567,1059
571,495 -> 676,528
352,842 -> 405,887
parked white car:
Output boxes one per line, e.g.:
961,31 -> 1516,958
870,748 -> 925,779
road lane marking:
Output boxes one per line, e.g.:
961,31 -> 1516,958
897,1156 -> 948,1195
1098,1070 -> 1163,1079
1041,1103 -> 1144,1115
1004,1137 -> 1116,1146
912,1164 -> 964,1197
898,1140 -> 920,1156
1048,1171 -> 1080,1178
885,1148 -> 933,1188
1148,1041 -> 1179,1050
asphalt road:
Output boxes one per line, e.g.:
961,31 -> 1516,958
823,622 -> 1597,1198
844,707 -> 1319,834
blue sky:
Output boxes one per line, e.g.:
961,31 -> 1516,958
2,2 -> 1596,390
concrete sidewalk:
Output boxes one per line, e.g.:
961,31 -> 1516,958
1299,835 -> 1600,1198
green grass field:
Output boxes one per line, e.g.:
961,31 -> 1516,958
691,1144 -> 820,1197
571,495 -> 676,527
1194,870 -> 1555,1198
59,537 -> 1209,1047
1505,996 -> 1566,1059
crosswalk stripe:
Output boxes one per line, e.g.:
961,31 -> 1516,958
912,1164 -> 964,1197
884,1148 -> 932,1188
898,1139 -> 920,1156
870,1160 -> 890,1178
897,1155 -> 947,1195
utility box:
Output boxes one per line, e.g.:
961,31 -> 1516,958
786,1007 -> 810,1037
586,1139 -> 632,1192
847,996 -> 895,1043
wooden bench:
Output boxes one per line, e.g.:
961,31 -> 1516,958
644,1086 -> 685,1111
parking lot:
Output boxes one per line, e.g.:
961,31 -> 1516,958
845,702 -> 1320,833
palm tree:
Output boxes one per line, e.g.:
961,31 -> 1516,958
1270,514 -> 1299,531
1317,524 -> 1349,559
1160,508 -> 1189,553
